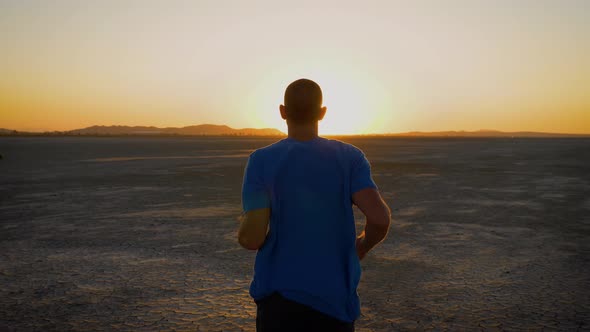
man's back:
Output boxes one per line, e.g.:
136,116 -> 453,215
242,136 -> 377,322
239,78 -> 390,331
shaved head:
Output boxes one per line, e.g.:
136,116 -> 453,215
283,79 -> 323,124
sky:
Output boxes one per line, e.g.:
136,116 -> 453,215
1,0 -> 589,134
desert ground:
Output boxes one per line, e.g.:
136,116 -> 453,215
0,136 -> 589,331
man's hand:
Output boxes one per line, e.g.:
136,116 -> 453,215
356,232 -> 369,260
352,188 -> 391,259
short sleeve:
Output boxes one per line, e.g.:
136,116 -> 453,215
241,152 -> 271,212
350,151 -> 377,194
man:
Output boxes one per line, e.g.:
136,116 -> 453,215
239,78 -> 391,331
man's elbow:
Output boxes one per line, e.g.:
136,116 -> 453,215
373,204 -> 392,228
238,233 -> 264,250
384,205 -> 392,227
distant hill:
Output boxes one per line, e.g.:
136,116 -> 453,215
67,124 -> 285,136
382,130 -> 589,138
1,126 -> 588,137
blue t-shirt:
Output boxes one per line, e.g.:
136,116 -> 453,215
241,136 -> 377,322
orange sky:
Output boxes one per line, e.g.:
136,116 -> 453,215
1,0 -> 589,134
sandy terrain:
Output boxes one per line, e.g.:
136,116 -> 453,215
1,136 -> 589,331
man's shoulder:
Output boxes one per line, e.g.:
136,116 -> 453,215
249,138 -> 288,158
250,137 -> 365,159
321,138 -> 365,156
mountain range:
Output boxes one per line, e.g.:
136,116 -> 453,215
1,124 -> 284,136
0,126 -> 588,137
381,130 -> 589,138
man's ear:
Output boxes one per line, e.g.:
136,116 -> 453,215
318,106 -> 327,121
280,105 -> 288,120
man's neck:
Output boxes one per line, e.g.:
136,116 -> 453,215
287,122 -> 319,142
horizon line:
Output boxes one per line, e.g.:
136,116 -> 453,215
2,123 -> 590,137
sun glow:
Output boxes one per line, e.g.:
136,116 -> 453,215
318,77 -> 378,135
251,62 -> 392,136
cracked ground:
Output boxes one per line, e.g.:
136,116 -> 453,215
1,136 -> 589,331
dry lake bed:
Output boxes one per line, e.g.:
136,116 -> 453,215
1,136 -> 589,331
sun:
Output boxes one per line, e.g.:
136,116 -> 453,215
248,62 -> 391,135
318,78 -> 376,135
308,66 -> 393,135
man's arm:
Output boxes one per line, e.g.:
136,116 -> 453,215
239,150 -> 271,250
238,208 -> 270,250
352,188 -> 391,259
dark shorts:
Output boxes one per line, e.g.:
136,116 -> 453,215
255,292 -> 355,332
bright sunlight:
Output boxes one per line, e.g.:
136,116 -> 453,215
319,77 -> 377,135
253,61 -> 392,136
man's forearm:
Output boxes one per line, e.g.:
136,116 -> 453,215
361,222 -> 390,252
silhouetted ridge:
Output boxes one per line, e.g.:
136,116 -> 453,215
67,124 -> 284,136
381,130 -> 588,137
1,127 -> 588,137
